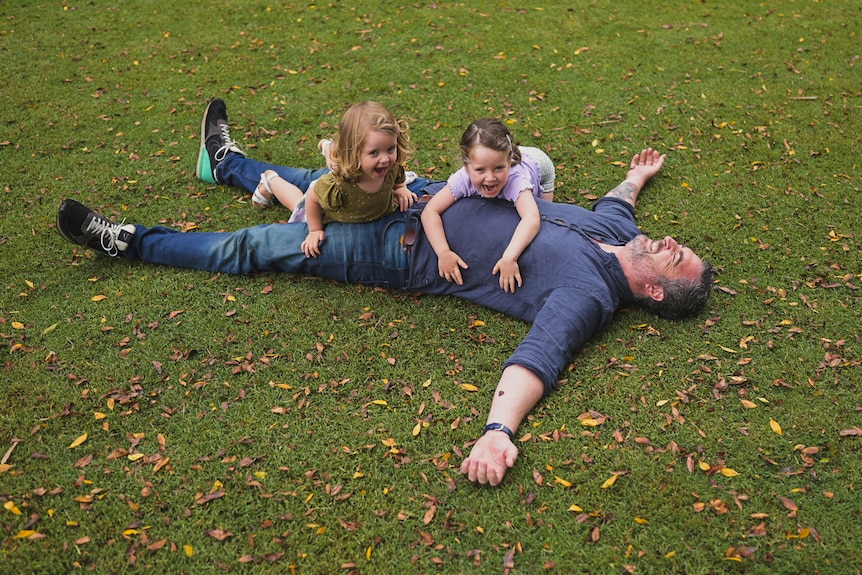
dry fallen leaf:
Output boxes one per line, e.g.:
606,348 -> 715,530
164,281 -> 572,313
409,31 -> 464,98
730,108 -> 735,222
68,433 -> 88,449
601,474 -> 618,489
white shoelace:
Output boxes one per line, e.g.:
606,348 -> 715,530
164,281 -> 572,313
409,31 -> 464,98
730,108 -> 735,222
85,216 -> 128,257
213,122 -> 244,162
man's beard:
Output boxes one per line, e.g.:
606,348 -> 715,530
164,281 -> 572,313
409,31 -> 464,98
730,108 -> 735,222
627,235 -> 661,283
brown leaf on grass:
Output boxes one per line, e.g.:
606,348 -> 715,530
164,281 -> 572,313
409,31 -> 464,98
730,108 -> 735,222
839,426 -> 862,437
264,552 -> 284,562
710,499 -> 729,514
206,528 -> 232,541
73,454 -> 93,468
196,491 -> 225,505
147,538 -> 168,551
423,506 -> 436,525
338,517 -> 359,531
533,469 -> 544,486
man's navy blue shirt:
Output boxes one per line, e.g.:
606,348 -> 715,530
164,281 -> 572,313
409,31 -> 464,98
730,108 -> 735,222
408,197 -> 640,394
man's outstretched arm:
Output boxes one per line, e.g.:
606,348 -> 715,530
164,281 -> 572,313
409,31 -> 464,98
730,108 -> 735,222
604,148 -> 666,209
460,149 -> 668,487
459,365 -> 544,486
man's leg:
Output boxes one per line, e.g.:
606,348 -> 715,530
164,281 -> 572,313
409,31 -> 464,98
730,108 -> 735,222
57,200 -> 412,287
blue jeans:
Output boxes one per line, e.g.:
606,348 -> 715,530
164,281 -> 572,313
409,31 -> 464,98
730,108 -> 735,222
215,151 -> 432,196
215,152 -> 329,194
125,212 -> 414,288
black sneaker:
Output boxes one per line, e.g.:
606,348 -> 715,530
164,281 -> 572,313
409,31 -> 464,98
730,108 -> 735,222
57,199 -> 136,257
195,98 -> 246,184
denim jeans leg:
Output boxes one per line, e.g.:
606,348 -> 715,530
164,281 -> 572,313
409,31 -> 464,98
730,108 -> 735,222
125,214 -> 411,288
215,152 -> 330,194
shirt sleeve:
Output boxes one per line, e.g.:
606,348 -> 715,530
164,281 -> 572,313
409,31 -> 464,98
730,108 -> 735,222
314,174 -> 345,213
503,286 -> 606,395
447,168 -> 474,200
500,165 -> 534,203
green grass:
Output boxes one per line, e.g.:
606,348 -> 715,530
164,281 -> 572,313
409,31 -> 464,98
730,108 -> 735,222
2,1 -> 860,573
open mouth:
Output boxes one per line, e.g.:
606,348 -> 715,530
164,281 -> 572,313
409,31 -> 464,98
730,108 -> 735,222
481,184 -> 499,197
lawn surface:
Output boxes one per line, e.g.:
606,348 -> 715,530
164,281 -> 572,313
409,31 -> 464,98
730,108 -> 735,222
1,1 -> 860,574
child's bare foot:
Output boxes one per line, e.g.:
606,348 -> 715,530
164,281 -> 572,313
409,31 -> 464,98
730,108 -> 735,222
319,139 -> 336,171
253,170 -> 278,209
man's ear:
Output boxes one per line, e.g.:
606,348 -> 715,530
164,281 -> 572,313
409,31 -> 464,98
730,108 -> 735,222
644,283 -> 665,302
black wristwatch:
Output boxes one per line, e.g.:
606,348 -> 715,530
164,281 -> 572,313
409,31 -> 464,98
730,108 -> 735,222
483,422 -> 515,441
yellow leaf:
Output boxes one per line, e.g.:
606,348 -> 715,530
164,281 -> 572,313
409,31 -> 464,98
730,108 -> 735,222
412,422 -> 421,437
634,517 -> 649,525
422,378 -> 432,388
720,467 -> 740,477
568,504 -> 583,513
770,419 -> 783,435
554,476 -> 573,488
12,321 -> 25,329
371,400 -> 388,406
601,474 -> 618,489
184,544 -> 194,557
94,412 -> 107,420
91,295 -> 108,302
127,453 -> 145,461
4,501 -> 22,515
68,433 -> 88,449
656,399 -> 669,407
42,323 -> 59,335
698,461 -> 711,471
253,471 -> 267,479
459,383 -> 479,392
580,418 -> 602,427
16,530 -> 36,539
740,399 -> 757,409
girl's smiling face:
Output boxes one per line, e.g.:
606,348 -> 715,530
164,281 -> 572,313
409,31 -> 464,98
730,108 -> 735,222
464,146 -> 511,198
357,129 -> 399,183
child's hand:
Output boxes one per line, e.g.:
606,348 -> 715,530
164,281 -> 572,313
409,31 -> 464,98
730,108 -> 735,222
492,258 -> 523,293
302,230 -> 326,258
438,250 -> 468,285
393,186 -> 417,212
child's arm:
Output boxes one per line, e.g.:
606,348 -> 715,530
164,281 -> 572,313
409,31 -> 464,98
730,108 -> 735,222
492,191 -> 541,293
392,181 -> 417,211
301,191 -> 327,258
420,186 -> 469,285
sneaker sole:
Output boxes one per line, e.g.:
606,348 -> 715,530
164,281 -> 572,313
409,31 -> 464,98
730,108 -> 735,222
195,100 -> 217,184
56,200 -> 77,244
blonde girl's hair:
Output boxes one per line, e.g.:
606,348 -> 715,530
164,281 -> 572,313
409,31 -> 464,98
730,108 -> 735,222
459,118 -> 522,166
328,101 -> 412,182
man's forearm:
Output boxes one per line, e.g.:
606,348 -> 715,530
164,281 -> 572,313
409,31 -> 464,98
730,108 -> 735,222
604,180 -> 640,208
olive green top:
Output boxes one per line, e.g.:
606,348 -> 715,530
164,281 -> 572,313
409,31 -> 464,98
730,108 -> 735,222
313,166 -> 406,224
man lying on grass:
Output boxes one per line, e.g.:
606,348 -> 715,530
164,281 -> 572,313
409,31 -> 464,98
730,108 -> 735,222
56,148 -> 713,486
